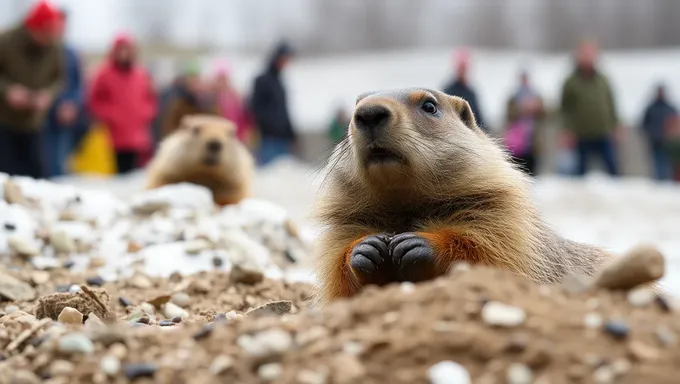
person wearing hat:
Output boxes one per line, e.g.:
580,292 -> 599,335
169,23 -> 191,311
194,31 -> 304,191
0,0 -> 66,178
249,41 -> 298,166
442,48 -> 488,133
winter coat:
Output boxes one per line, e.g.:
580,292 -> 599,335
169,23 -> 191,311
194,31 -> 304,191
46,44 -> 86,130
161,88 -> 219,138
641,98 -> 677,144
442,79 -> 487,130
560,69 -> 618,139
216,87 -> 253,143
87,35 -> 157,152
0,25 -> 65,131
504,90 -> 546,156
250,43 -> 296,140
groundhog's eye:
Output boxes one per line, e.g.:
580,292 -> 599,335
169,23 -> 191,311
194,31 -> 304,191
421,101 -> 438,115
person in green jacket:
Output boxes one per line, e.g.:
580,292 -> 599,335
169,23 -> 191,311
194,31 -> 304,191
560,40 -> 620,177
328,106 -> 350,145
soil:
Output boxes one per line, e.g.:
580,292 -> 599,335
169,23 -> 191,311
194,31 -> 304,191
1,262 -> 679,384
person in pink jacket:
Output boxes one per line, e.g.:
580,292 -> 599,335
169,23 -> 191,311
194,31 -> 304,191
211,61 -> 253,146
87,33 -> 157,174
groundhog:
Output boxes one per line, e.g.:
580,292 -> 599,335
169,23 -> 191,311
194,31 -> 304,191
312,88 -> 611,303
146,114 -> 254,205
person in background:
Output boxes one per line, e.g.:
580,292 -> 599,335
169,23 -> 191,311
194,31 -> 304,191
250,41 -> 297,166
560,40 -> 621,177
87,33 -> 157,174
442,48 -> 488,132
328,106 -> 350,146
641,83 -> 677,181
152,73 -> 183,148
212,61 -> 253,146
503,70 -> 546,176
43,8 -> 85,178
0,0 -> 65,179
161,62 -> 217,138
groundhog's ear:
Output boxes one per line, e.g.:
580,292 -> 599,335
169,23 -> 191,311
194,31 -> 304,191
447,96 -> 477,129
355,91 -> 376,105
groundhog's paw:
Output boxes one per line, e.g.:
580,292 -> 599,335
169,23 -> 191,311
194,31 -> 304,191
389,232 -> 436,282
349,234 -> 391,284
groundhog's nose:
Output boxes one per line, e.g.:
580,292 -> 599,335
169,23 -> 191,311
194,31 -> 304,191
206,140 -> 222,153
354,104 -> 391,136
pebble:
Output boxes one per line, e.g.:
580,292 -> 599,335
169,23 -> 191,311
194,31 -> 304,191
212,256 -> 224,267
427,360 -> 471,384
107,343 -> 128,359
86,276 -> 105,287
209,354 -> 234,375
162,302 -> 188,320
184,239 -> 212,254
130,274 -> 153,289
159,321 -> 176,327
0,272 -> 36,301
30,271 -> 50,285
400,282 -> 416,294
137,316 -> 150,324
172,316 -> 182,323
225,311 -> 245,322
655,324 -> 677,346
247,300 -> 293,318
342,341 -> 365,356
583,313 -> 603,329
258,363 -> 283,381
50,360 -> 75,376
62,261 -> 75,269
118,297 -> 133,307
611,359 -> 631,377
171,292 -> 191,308
123,363 -> 157,380
237,329 -> 292,357
8,235 -> 40,257
50,230 -> 76,254
593,365 -> 614,384
55,285 -> 70,293
507,363 -> 533,384
4,222 -> 16,231
297,369 -> 327,384
331,354 -> 366,384
58,333 -> 95,355
68,285 -> 82,293
481,301 -> 526,327
213,313 -> 227,322
594,245 -> 665,290
193,324 -> 214,341
5,305 -> 19,314
626,287 -> 655,307
230,264 -> 265,285
627,340 -> 660,361
100,355 -> 121,376
58,307 -> 84,325
89,257 -> 106,268
604,320 -> 629,340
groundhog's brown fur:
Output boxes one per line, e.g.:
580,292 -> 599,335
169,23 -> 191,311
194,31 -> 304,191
312,88 -> 611,304
146,114 -> 254,205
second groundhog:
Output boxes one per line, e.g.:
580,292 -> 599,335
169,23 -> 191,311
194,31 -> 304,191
146,114 -> 254,205
313,88 -> 611,303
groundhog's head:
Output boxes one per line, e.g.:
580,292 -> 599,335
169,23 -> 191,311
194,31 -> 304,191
329,88 -> 504,194
176,114 -> 252,170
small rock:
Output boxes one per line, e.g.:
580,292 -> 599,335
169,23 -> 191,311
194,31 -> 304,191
171,292 -> 191,308
31,271 -> 50,285
184,239 -> 211,254
584,313 -> 603,329
86,276 -> 105,287
627,287 -> 655,307
137,316 -> 150,325
230,265 -> 264,285
225,311 -> 244,322
58,307 -> 83,325
8,235 -> 40,257
604,320 -> 629,340
62,260 -> 75,269
162,302 -> 188,320
594,245 -> 665,290
212,256 -> 224,268
188,279 -> 211,294
107,343 -> 128,359
89,257 -> 106,268
342,341 -> 365,356
50,230 -> 76,254
58,333 -> 95,355
258,363 -> 283,381
118,297 -> 133,307
627,340 -> 660,361
193,324 -> 214,341
610,359 -> 631,377
213,313 -> 227,323
427,360 -> 471,384
85,313 -> 105,329
561,273 -> 592,294
123,363 -> 157,380
68,284 -> 82,293
523,343 -> 554,369
4,222 -> 16,231
246,300 -> 293,318
655,324 -> 676,347
297,369 -> 327,384
0,272 -> 36,301
506,333 -> 529,353
481,301 -> 526,327
130,274 -> 152,289
507,363 -> 532,384
172,316 -> 182,323
209,354 -> 233,375
55,285 -> 70,293
237,329 -> 292,357
159,320 -> 176,327
50,360 -> 75,376
148,294 -> 171,309
593,365 -> 614,384
400,282 -> 415,294
100,355 -> 121,376
5,305 -> 19,314
331,354 -> 366,384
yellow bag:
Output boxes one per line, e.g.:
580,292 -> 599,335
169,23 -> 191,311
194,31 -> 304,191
67,123 -> 117,175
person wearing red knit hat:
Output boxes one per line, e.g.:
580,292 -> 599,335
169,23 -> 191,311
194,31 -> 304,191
0,0 -> 66,179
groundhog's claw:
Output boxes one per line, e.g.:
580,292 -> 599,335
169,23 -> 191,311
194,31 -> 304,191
389,232 -> 436,282
349,234 -> 392,285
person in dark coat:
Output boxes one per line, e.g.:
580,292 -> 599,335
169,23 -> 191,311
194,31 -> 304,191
250,41 -> 297,166
641,84 -> 677,181
442,48 -> 488,132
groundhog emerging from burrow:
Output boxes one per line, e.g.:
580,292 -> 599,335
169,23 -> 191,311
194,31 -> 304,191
312,88 -> 611,303
146,114 -> 254,206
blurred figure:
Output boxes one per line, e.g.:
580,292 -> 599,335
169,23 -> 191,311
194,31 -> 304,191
328,106 -> 350,145
641,84 -> 677,181
0,0 -> 65,179
250,41 -> 297,166
152,73 -> 183,148
212,61 -> 254,146
665,115 -> 680,181
43,8 -> 85,178
560,40 -> 620,177
161,62 -> 217,138
88,33 -> 157,174
442,48 -> 487,132
503,70 -> 546,176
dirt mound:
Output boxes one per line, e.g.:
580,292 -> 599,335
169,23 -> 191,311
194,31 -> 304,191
1,256 -> 679,384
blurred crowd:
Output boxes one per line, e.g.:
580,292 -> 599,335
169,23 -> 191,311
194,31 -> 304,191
2,1 -> 680,182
